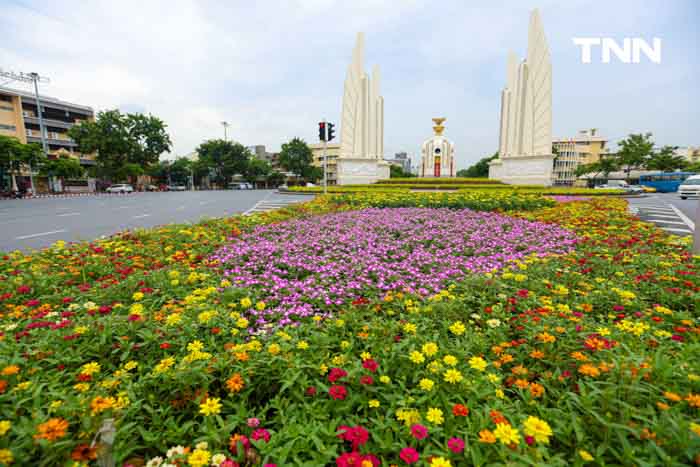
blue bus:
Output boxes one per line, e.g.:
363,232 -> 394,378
639,172 -> 696,193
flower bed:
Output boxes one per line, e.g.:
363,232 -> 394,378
213,208 -> 577,326
0,195 -> 697,466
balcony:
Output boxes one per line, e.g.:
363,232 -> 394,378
26,135 -> 77,148
24,115 -> 75,130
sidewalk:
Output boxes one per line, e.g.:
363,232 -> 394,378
1,192 -> 140,201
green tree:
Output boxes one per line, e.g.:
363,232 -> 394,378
279,138 -> 315,181
266,170 -> 286,187
40,155 -> 84,180
68,109 -> 172,182
195,139 -> 251,186
645,146 -> 688,172
616,133 -> 654,181
457,152 -> 499,178
243,158 -> 272,184
574,156 -> 619,187
389,164 -> 414,178
0,134 -> 45,190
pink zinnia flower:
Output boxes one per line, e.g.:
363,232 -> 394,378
399,447 -> 419,464
362,359 -> 378,372
410,424 -> 428,440
329,385 -> 348,400
448,437 -> 465,453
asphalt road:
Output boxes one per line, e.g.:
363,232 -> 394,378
627,192 -> 698,236
0,190 -> 312,252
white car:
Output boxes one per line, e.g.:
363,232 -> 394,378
106,184 -> 134,193
679,175 -> 700,199
167,185 -> 187,191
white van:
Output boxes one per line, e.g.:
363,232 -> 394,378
678,175 -> 700,199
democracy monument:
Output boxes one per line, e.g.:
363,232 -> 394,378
419,118 -> 456,178
489,9 -> 555,185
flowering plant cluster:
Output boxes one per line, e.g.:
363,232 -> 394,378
0,193 -> 698,465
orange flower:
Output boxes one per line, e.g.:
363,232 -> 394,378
478,429 -> 497,443
536,332 -> 556,344
529,350 -> 545,359
0,380 -> 6,394
685,393 -> 700,408
656,402 -> 670,411
529,382 -> 545,398
234,352 -> 249,362
663,391 -> 682,402
34,418 -> 69,441
511,365 -> 529,376
570,351 -> 589,362
226,373 -> 245,393
489,410 -> 509,425
514,379 -> 530,389
452,404 -> 469,417
90,396 -> 116,415
578,364 -> 600,377
71,444 -> 97,461
1,365 -> 19,376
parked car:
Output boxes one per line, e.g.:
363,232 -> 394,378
624,185 -> 646,194
228,182 -> 252,190
167,185 -> 187,191
106,184 -> 134,193
145,184 -> 159,191
594,181 -> 643,194
678,175 -> 700,199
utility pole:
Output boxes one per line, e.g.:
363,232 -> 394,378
221,121 -> 230,141
323,119 -> 328,195
0,69 -> 50,195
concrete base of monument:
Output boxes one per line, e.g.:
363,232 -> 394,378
336,158 -> 391,185
488,155 -> 555,186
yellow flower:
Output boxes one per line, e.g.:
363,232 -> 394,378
409,351 -> 425,364
236,318 -> 249,329
443,369 -> 463,384
198,310 -> 216,323
422,342 -> 439,356
132,292 -> 144,301
0,421 -> 10,436
187,340 -> 204,352
449,321 -> 466,335
268,343 -> 281,355
360,352 -> 372,361
396,408 -> 421,427
188,448 -> 211,467
379,375 -> 391,384
73,383 -> 90,392
296,340 -> 309,350
419,378 -> 435,391
49,400 -> 63,411
240,297 -> 252,308
493,423 -> 520,445
442,355 -> 458,366
154,357 -> 175,374
199,397 -> 222,416
123,361 -> 138,371
579,450 -> 594,461
403,322 -> 417,334
495,389 -> 505,399
368,399 -> 380,408
690,422 -> 700,437
165,313 -> 182,325
426,407 -> 444,425
430,457 -> 452,467
255,301 -> 266,311
80,362 -> 101,376
0,449 -> 13,465
129,303 -> 144,315
469,356 -> 487,371
523,416 -> 552,444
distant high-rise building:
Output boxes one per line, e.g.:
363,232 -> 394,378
552,129 -> 608,185
384,151 -> 412,174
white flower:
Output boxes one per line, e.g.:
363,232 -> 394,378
470,313 -> 481,320
2,323 -> 18,331
486,319 -> 502,328
166,445 -> 185,458
195,441 -> 209,451
211,453 -> 226,466
46,311 -> 58,318
83,301 -> 97,310
146,457 -> 164,467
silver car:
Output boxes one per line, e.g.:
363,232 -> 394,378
106,184 -> 134,193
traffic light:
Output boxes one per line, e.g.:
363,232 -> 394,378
327,122 -> 336,141
318,122 -> 326,141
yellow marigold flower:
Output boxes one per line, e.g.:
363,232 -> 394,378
596,327 -> 611,336
428,360 -> 442,374
523,416 -> 552,444
0,420 -> 10,436
80,362 -> 101,376
73,383 -> 90,392
268,343 -> 281,355
240,297 -> 252,308
430,457 -> 452,467
493,423 -> 520,445
537,332 -> 556,343
443,369 -> 463,384
449,321 -> 466,336
478,429 -> 497,443
132,292 -> 144,301
419,378 -> 435,391
442,355 -> 458,366
422,342 -> 439,356
686,393 -> 700,408
188,448 -> 211,467
129,303 -> 144,315
0,448 -> 13,464
409,351 -> 425,364
396,408 -> 421,427
426,407 -> 444,425
579,450 -> 594,461
198,310 -> 216,323
403,323 -> 417,334
199,397 -> 222,416
530,350 -> 545,359
90,396 -> 116,415
487,373 -> 501,384
236,318 -> 249,329
495,388 -> 505,399
187,340 -> 204,352
255,301 -> 266,311
360,352 -> 372,361
379,375 -> 391,384
469,356 -> 487,371
297,341 -> 309,350
368,399 -> 380,408
49,400 -> 62,411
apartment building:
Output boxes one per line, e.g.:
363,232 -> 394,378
552,129 -> 608,185
310,143 -> 341,185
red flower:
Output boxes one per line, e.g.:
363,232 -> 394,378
337,425 -> 369,450
410,424 -> 428,440
328,367 -> 348,383
251,428 -> 271,442
160,342 -> 170,349
362,359 -> 378,373
517,289 -> 529,298
17,285 -> 31,294
306,386 -> 317,396
399,447 -> 419,464
360,375 -> 373,385
452,403 -> 469,417
329,385 -> 348,400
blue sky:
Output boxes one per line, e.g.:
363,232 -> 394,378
1,0 -> 698,169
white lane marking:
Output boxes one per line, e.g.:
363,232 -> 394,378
645,213 -> 681,219
668,204 -> 695,231
662,227 -> 693,234
57,212 -> 81,217
132,214 -> 151,219
116,205 -> 131,209
199,201 -> 212,205
15,229 -> 67,240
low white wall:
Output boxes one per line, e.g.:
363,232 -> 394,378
489,156 -> 554,186
337,159 -> 390,185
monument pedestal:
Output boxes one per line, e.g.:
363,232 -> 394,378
337,158 -> 390,185
489,155 -> 554,186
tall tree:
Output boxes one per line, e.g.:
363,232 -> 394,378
616,133 -> 654,181
195,139 -> 251,186
39,155 -> 84,180
68,110 -> 172,181
279,138 -> 315,181
575,156 -> 619,186
0,135 -> 45,190
645,145 -> 688,172
243,158 -> 272,184
457,152 -> 498,178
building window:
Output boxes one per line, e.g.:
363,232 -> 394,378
0,95 -> 12,102
0,105 -> 13,111
0,123 -> 16,131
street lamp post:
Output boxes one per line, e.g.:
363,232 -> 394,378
221,121 -> 230,141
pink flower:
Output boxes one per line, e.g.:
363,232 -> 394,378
247,417 -> 260,428
525,435 -> 535,445
448,437 -> 465,453
337,425 -> 369,450
399,447 -> 420,464
410,424 -> 428,440
360,375 -> 374,385
251,428 -> 270,443
329,385 -> 348,400
362,359 -> 378,372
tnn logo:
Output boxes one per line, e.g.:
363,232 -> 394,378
573,38 -> 662,64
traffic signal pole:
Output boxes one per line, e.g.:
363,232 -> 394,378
323,119 -> 328,195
